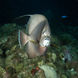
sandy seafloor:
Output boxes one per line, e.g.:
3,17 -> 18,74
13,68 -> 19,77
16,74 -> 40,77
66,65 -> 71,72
0,23 -> 78,78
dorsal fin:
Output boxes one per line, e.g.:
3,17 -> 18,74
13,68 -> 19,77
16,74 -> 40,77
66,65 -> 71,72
15,15 -> 32,19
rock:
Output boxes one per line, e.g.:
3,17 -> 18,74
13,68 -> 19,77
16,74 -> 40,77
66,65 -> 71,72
38,60 -> 44,66
10,45 -> 17,52
35,69 -> 46,78
0,66 -> 6,78
61,74 -> 67,78
39,65 -> 58,78
51,53 -> 57,62
0,49 -> 3,55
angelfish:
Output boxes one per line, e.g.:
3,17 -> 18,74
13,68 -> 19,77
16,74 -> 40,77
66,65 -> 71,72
18,14 -> 51,58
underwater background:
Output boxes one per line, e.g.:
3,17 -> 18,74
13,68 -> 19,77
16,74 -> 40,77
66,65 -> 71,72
0,0 -> 78,78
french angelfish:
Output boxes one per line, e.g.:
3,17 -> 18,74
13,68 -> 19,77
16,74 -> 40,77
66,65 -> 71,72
18,14 -> 51,58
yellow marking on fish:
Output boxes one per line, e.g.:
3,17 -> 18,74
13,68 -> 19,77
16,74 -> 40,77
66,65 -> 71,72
29,40 -> 37,44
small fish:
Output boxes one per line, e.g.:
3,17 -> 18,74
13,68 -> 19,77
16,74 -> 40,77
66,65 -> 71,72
18,14 -> 51,58
63,46 -> 72,62
61,15 -> 68,19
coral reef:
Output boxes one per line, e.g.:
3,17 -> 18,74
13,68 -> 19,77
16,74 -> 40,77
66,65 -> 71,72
0,23 -> 78,78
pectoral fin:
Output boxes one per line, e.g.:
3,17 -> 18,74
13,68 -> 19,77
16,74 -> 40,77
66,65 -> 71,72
39,46 -> 47,55
18,30 -> 29,48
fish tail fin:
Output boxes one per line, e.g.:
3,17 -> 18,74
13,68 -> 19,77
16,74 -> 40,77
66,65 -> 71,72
18,30 -> 29,48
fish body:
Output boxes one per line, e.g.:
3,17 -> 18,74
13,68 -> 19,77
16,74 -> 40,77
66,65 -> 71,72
18,14 -> 51,58
64,46 -> 72,62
